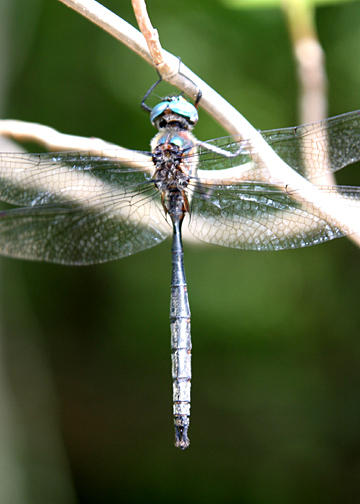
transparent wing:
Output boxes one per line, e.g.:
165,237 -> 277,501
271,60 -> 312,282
188,182 -> 360,251
196,110 -> 360,176
0,151 -> 155,205
1,109 -> 360,261
0,151 -> 170,264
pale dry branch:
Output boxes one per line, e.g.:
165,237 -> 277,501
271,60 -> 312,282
0,119 -> 150,170
132,0 -> 164,69
0,118 -> 253,183
1,0 -> 359,246
283,0 -> 334,188
283,0 -> 328,125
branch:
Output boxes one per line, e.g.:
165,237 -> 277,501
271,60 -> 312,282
0,119 -> 150,169
283,0 -> 334,187
2,0 -> 360,246
132,0 -> 164,69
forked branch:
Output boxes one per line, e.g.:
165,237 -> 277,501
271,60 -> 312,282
2,0 -> 360,245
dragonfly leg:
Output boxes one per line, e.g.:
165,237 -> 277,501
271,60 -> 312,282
197,139 -> 248,159
142,58 -> 202,113
176,57 -> 202,107
141,71 -> 163,112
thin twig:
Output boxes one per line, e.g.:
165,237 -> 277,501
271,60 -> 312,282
283,0 -> 334,186
283,0 -> 328,125
132,0 -> 164,69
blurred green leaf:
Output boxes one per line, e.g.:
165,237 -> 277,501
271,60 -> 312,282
223,0 -> 355,8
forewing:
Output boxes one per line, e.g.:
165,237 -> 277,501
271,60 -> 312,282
0,151 -> 154,205
196,110 -> 360,177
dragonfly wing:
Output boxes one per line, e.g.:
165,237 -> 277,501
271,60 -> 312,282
196,110 -> 360,178
188,182 -> 360,251
0,151 -> 170,264
0,151 -> 154,205
261,110 -> 360,177
0,196 -> 169,264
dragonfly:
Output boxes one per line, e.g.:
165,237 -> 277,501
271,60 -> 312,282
1,86 -> 360,450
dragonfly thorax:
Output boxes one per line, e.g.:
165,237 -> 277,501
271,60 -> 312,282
151,130 -> 199,216
152,135 -> 192,189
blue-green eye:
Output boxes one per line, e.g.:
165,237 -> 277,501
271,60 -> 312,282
168,97 -> 198,124
150,96 -> 198,125
150,101 -> 171,124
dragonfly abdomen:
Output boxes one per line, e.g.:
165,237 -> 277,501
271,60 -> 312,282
170,209 -> 191,449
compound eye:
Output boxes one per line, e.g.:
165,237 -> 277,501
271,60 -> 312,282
169,97 -> 199,125
150,101 -> 170,125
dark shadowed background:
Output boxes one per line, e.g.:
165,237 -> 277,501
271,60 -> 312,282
1,0 -> 360,503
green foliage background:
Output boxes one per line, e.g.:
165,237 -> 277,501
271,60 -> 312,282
2,0 -> 360,503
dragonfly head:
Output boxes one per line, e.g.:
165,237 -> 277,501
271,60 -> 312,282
150,96 -> 199,131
